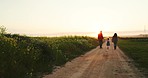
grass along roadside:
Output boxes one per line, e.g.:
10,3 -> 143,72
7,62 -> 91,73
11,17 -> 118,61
118,38 -> 148,76
0,34 -> 99,78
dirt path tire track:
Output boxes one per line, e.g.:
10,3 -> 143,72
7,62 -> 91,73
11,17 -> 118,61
43,43 -> 145,78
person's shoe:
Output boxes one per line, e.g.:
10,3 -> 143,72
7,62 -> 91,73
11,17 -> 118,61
114,46 -> 116,50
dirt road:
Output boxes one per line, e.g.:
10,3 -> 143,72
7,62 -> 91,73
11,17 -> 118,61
43,43 -> 145,78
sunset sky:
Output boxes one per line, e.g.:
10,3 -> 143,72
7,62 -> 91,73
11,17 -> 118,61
0,0 -> 148,36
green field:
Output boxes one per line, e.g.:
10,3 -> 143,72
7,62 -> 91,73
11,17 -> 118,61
118,38 -> 148,76
0,34 -> 99,78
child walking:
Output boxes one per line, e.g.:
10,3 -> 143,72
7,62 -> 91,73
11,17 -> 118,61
103,38 -> 110,57
106,38 -> 110,49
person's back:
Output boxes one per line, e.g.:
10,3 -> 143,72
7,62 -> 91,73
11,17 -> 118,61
106,38 -> 110,49
98,33 -> 103,40
112,36 -> 118,44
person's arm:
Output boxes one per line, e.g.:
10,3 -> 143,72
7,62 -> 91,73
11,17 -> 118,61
112,37 -> 114,42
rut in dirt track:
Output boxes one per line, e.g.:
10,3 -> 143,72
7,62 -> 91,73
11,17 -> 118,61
43,43 -> 145,78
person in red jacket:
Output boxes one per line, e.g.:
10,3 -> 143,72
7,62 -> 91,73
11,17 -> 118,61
98,31 -> 104,48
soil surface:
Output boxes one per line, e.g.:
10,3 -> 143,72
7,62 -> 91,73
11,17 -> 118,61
43,43 -> 145,78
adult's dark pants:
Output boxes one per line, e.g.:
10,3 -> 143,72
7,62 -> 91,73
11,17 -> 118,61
113,42 -> 117,49
99,40 -> 103,48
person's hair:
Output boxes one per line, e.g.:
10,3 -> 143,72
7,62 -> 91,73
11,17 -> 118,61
113,33 -> 117,37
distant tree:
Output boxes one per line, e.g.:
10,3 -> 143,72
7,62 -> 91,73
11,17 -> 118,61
0,25 -> 7,36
